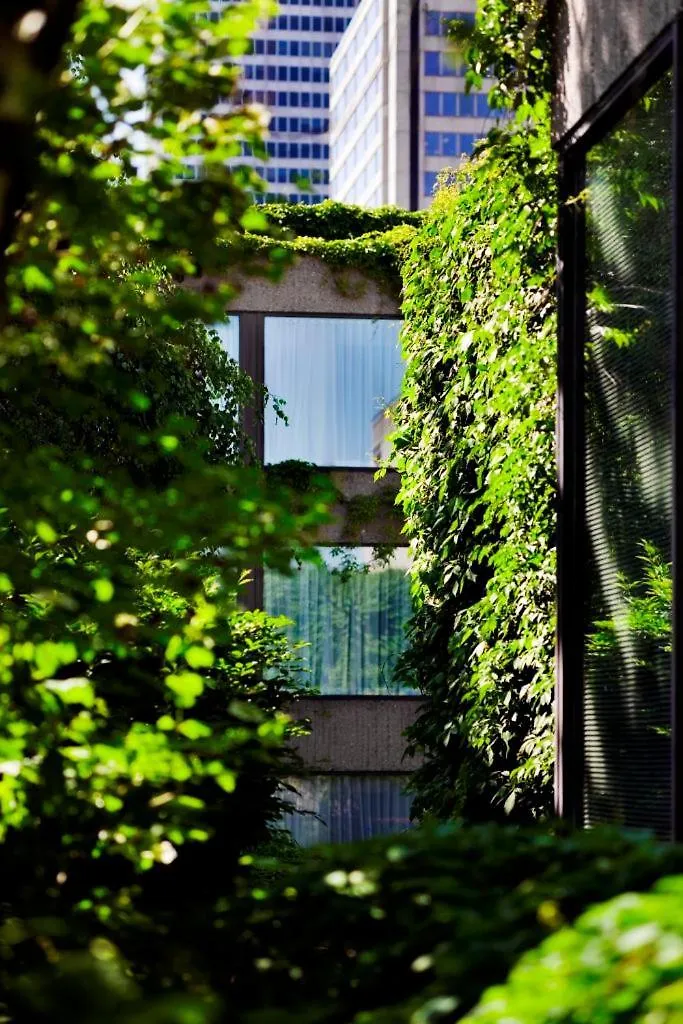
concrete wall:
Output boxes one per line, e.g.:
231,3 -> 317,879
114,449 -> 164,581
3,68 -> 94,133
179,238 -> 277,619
227,254 -> 400,317
553,0 -> 680,143
291,697 -> 423,771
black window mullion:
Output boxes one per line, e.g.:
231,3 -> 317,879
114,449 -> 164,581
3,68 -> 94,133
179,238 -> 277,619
671,13 -> 683,842
239,312 -> 264,610
556,150 -> 586,826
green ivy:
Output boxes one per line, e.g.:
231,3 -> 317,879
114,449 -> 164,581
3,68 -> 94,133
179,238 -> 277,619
260,200 -> 424,239
392,0 -> 556,821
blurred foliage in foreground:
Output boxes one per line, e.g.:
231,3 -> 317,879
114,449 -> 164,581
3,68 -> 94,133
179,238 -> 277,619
0,0 -> 331,1017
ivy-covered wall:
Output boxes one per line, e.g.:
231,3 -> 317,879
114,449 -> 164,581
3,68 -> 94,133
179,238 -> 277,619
392,116 -> 557,821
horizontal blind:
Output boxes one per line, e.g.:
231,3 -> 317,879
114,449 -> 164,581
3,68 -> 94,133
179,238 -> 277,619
583,71 -> 673,836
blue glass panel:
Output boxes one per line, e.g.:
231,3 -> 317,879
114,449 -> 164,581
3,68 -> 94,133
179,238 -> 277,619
459,132 -> 476,155
459,92 -> 475,116
282,776 -> 413,846
425,10 -> 440,34
264,316 -> 404,467
442,132 -> 456,156
425,91 -> 440,116
264,546 -> 414,695
442,92 -> 456,116
425,51 -> 440,75
424,171 -> 438,196
425,131 -> 440,156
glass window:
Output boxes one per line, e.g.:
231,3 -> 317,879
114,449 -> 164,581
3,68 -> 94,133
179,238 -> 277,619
291,40 -> 299,55
277,142 -> 287,157
290,117 -> 300,132
323,16 -> 333,29
301,40 -> 311,55
278,39 -> 287,55
312,66 -> 322,82
442,92 -> 456,116
290,14 -> 299,28
459,132 -> 475,154
282,776 -> 412,846
302,15 -> 310,28
290,92 -> 300,107
425,91 -> 440,116
312,41 -> 322,56
425,51 -> 440,75
267,39 -> 276,54
425,131 -> 440,156
425,10 -> 440,34
312,142 -> 321,158
211,317 -> 239,363
313,16 -> 321,29
264,316 -> 404,466
476,93 -> 489,117
582,71 -> 673,835
264,547 -> 414,695
301,92 -> 310,107
278,66 -> 287,81
459,92 -> 475,117
442,132 -> 456,156
424,171 -> 438,196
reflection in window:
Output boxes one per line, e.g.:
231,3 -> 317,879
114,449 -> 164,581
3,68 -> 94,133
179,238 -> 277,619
282,775 -> 411,845
264,317 -> 404,466
583,71 -> 672,835
212,317 -> 240,363
264,547 -> 414,695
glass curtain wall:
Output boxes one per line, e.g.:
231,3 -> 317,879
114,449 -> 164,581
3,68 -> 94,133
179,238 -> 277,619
582,71 -> 673,834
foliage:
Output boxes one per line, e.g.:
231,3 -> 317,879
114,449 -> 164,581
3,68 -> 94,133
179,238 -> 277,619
260,200 -> 423,240
391,0 -> 556,820
220,823 -> 683,1023
0,0 -> 332,1015
466,875 -> 683,1024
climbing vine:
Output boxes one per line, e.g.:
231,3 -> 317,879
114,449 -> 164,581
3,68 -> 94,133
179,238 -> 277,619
392,0 -> 557,820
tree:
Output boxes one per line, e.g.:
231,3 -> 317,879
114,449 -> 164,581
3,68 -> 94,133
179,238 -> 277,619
0,0 -> 330,1016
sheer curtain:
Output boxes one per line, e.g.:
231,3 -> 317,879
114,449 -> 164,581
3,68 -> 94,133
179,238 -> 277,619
264,547 -> 415,694
264,316 -> 404,466
211,318 -> 240,362
282,775 -> 412,846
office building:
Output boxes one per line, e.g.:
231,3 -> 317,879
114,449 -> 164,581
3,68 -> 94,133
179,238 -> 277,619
329,0 -> 501,208
200,0 -> 357,203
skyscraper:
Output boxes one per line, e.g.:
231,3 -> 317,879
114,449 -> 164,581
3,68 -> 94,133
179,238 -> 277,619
329,0 -> 502,209
207,0 -> 358,204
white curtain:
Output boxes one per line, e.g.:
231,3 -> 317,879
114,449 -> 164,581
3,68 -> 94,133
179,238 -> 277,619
282,775 -> 412,846
212,318 -> 240,362
264,316 -> 404,466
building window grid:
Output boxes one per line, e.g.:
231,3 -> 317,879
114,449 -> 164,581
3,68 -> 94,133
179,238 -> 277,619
424,9 -> 474,36
331,14 -> 382,106
424,130 -> 478,158
332,109 -> 382,196
330,72 -> 381,157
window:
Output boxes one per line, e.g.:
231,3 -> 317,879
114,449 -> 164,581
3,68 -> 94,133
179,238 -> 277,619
425,131 -> 440,156
459,92 -> 475,116
424,171 -> 438,196
212,317 -> 239,364
282,776 -> 412,845
302,15 -> 310,28
425,51 -> 440,76
442,93 -> 456,116
425,91 -> 440,116
558,50 -> 676,836
459,132 -> 475,154
425,10 -> 440,34
290,92 -> 300,107
442,132 -> 456,156
264,547 -> 414,695
264,316 -> 404,466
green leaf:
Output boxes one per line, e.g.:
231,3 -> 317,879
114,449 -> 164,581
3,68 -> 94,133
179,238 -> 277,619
166,671 -> 204,708
92,579 -> 114,603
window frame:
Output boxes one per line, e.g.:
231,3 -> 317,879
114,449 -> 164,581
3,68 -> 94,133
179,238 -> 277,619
555,18 -> 683,837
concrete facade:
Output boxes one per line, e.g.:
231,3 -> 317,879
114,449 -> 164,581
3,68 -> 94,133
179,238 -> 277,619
291,697 -> 423,771
553,0 -> 680,142
226,254 -> 399,317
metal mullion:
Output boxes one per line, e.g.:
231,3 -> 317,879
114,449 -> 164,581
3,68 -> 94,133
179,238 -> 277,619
239,312 -> 264,611
671,13 -> 683,841
556,148 -> 586,825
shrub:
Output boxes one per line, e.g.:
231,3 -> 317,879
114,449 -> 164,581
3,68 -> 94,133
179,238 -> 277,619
219,824 -> 683,1023
466,875 -> 683,1024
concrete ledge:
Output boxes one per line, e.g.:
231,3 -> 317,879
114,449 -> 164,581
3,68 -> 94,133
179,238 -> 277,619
290,696 -> 423,772
227,254 -> 400,317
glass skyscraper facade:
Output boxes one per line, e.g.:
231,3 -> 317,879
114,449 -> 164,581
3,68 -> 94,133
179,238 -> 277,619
209,0 -> 357,204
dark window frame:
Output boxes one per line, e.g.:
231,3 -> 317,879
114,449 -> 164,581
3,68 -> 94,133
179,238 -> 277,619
555,17 -> 683,838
